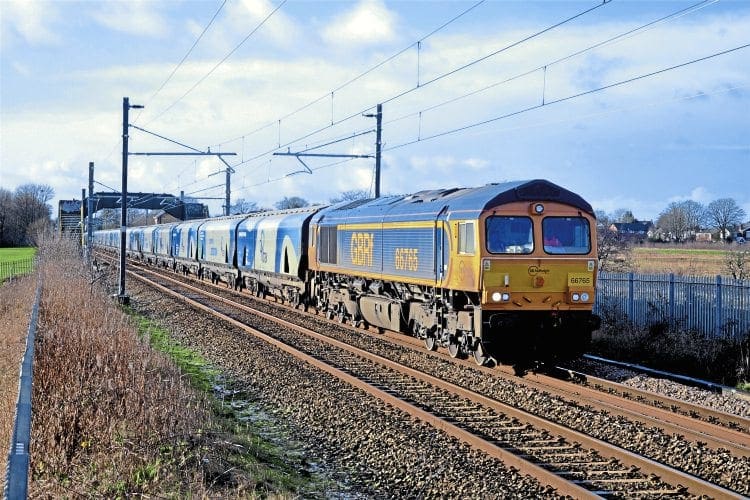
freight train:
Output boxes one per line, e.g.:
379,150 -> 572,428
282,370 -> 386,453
93,179 -> 600,366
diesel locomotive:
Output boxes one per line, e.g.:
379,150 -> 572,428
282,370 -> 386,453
94,179 -> 600,365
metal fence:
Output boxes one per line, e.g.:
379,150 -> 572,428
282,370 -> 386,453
0,258 -> 35,282
595,272 -> 750,338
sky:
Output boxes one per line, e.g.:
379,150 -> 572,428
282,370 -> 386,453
1,0 -> 748,222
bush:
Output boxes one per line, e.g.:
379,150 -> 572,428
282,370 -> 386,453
593,300 -> 750,386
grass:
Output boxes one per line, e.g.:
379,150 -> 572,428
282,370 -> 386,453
631,245 -> 732,276
0,247 -> 37,262
0,247 -> 37,281
132,312 -> 325,496
634,247 -> 728,256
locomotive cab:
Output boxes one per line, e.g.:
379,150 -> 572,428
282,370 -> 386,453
477,197 -> 600,362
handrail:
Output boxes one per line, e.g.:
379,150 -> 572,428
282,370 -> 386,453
4,281 -> 42,500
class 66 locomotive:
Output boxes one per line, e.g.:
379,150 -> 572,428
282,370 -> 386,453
94,179 -> 600,367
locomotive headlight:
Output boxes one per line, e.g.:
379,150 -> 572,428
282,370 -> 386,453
501,293 -> 510,301
492,292 -> 502,302
572,293 -> 580,302
581,292 -> 590,302
532,203 -> 544,215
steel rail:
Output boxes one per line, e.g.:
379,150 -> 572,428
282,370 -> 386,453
582,354 -> 750,402
125,265 -> 596,499
558,366 -> 750,434
120,261 -> 743,499
378,329 -> 750,449
108,251 -> 750,454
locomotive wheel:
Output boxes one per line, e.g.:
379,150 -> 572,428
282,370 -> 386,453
447,338 -> 461,359
337,311 -> 346,323
424,335 -> 437,351
326,310 -> 334,320
473,342 -> 489,366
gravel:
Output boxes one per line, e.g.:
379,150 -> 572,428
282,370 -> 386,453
126,278 -> 562,499
114,265 -> 750,497
567,357 -> 750,419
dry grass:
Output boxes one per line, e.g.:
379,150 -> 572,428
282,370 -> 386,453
633,247 -> 730,276
24,239 -> 225,497
0,276 -> 36,476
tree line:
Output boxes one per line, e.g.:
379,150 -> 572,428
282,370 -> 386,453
655,198 -> 746,242
228,189 -> 370,215
599,198 -> 747,243
0,184 -> 54,247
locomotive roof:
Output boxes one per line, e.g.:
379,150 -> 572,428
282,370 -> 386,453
315,179 -> 594,224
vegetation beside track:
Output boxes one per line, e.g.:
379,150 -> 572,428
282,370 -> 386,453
0,276 -> 36,476
6,238 -> 315,497
591,313 -> 749,388
133,314 -> 325,495
598,243 -> 749,387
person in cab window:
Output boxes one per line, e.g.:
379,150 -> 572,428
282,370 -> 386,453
544,232 -> 561,247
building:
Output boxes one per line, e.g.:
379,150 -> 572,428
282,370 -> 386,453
608,220 -> 653,240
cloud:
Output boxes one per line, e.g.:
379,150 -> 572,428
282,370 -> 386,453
91,1 -> 169,38
0,0 -> 59,46
322,0 -> 397,46
668,186 -> 714,204
225,0 -> 299,48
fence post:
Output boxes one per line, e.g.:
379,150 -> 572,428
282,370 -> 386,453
715,275 -> 722,337
628,272 -> 635,321
668,273 -> 675,326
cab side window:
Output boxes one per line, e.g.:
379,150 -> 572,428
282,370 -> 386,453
458,222 -> 475,254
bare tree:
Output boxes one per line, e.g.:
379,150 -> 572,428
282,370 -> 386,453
16,183 -> 54,204
7,183 -> 54,245
706,198 -> 746,242
612,208 -> 635,223
330,190 -> 370,204
657,202 -> 689,242
597,227 -> 633,272
230,198 -> 259,215
680,200 -> 706,231
0,188 -> 12,245
275,196 -> 308,210
97,209 -> 120,229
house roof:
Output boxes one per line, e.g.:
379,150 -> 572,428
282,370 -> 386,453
611,221 -> 652,233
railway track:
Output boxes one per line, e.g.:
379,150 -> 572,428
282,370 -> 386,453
97,253 -> 748,498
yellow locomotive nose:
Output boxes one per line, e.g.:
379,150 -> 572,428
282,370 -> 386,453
482,259 -> 595,310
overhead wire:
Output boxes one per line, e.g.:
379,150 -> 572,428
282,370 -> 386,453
226,0 -> 611,173
233,42 -> 748,193
384,0 -> 719,127
145,0 -> 288,127
132,0 -> 228,126
212,0 -> 487,149
99,1 -> 228,164
384,43 -> 750,151
169,0 -> 599,200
